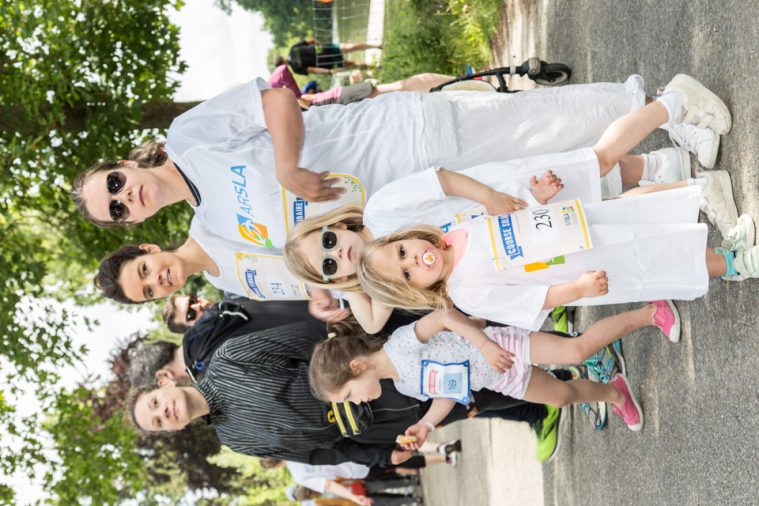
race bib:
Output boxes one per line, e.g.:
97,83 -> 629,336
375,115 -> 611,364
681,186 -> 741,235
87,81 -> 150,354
439,204 -> 487,233
420,360 -> 471,404
235,252 -> 310,301
486,199 -> 592,271
281,174 -> 366,233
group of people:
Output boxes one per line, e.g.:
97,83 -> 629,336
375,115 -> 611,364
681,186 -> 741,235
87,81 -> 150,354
69,61 -> 757,504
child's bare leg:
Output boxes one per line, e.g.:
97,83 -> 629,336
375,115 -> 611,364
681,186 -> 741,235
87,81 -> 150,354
620,180 -> 688,197
523,367 -> 624,407
422,454 -> 446,465
530,305 -> 655,365
619,155 -> 644,186
339,42 -> 382,52
375,73 -> 455,94
706,247 -> 728,277
594,101 -> 670,176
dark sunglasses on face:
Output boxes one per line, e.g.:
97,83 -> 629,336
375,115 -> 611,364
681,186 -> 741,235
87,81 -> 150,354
106,170 -> 129,223
186,294 -> 198,323
321,226 -> 339,282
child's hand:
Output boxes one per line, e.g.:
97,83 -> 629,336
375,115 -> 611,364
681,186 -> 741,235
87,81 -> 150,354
530,170 -> 564,204
484,191 -> 529,215
575,270 -> 609,298
480,340 -> 514,373
402,423 -> 430,449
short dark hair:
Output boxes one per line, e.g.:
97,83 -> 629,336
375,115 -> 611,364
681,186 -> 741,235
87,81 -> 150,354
95,245 -> 148,304
274,55 -> 287,67
162,295 -> 187,333
125,383 -> 161,433
127,340 -> 178,388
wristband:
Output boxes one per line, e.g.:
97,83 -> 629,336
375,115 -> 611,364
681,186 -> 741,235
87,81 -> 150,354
423,421 -> 435,432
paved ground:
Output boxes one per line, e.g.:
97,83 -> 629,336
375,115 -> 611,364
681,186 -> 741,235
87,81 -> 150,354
423,1 -> 759,505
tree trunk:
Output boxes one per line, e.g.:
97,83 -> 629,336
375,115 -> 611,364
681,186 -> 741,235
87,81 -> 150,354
0,101 -> 201,136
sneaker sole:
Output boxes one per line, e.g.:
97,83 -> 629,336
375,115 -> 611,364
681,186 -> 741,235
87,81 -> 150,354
669,74 -> 732,134
699,130 -> 720,169
615,374 -> 644,432
700,170 -> 738,232
663,300 -> 681,343
543,407 -> 565,464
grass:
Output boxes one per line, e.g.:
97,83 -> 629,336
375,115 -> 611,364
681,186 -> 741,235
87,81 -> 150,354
379,0 -> 503,82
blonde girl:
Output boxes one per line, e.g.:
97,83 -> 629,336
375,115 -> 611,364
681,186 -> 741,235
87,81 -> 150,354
285,87 -> 744,332
309,304 -> 683,443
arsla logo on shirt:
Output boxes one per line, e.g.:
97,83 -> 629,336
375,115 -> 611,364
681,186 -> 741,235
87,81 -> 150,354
230,165 -> 273,248
237,215 -> 273,248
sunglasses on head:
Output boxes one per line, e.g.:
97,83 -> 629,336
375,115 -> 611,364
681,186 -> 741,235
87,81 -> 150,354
320,226 -> 339,282
185,294 -> 198,323
106,170 -> 129,223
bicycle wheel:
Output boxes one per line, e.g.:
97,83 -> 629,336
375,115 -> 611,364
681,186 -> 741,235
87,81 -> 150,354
533,63 -> 571,86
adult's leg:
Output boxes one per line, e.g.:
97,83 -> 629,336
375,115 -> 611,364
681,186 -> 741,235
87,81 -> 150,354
340,42 -> 382,52
374,73 -> 456,95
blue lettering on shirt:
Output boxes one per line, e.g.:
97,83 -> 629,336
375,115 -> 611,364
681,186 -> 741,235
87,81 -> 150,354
244,269 -> 266,299
497,215 -> 524,260
293,198 -> 308,224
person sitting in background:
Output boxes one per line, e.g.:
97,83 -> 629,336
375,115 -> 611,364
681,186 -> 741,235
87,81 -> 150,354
269,57 -> 453,110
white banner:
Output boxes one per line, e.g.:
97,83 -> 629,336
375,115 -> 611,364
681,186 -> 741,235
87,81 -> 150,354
234,252 -> 310,301
282,174 -> 366,234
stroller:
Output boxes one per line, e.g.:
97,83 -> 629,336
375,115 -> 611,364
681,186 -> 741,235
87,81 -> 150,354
431,57 -> 571,93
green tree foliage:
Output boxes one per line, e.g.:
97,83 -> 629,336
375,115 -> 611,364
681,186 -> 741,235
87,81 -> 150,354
218,0 -> 312,47
0,0 -> 197,500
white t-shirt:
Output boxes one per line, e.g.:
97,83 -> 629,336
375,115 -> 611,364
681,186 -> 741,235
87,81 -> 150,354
189,217 -> 308,300
448,185 -> 710,330
286,461 -> 370,494
165,78 -> 429,251
362,148 -> 602,238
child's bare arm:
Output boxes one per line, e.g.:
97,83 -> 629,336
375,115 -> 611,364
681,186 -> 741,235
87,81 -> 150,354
543,270 -> 609,308
436,168 -> 528,214
529,170 -> 565,204
345,292 -> 393,334
415,309 -> 513,373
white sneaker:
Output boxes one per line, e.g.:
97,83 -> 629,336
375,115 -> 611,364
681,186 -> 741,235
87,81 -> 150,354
638,147 -> 691,186
663,122 -> 720,168
664,74 -> 732,134
699,170 -> 738,238
733,245 -> 759,280
722,214 -> 756,251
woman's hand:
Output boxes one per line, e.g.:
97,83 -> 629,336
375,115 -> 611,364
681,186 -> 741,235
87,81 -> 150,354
480,340 -> 514,373
351,495 -> 374,506
390,449 -> 413,465
484,190 -> 528,215
530,170 -> 565,204
308,290 -> 351,322
279,168 -> 346,202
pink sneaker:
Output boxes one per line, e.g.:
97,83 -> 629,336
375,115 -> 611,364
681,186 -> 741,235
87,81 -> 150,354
653,300 -> 681,343
610,374 -> 644,431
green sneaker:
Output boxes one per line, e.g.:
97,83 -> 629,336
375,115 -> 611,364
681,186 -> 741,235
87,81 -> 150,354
534,405 -> 563,463
569,364 -> 609,431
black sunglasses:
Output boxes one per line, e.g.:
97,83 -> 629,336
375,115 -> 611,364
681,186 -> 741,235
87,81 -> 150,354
320,226 -> 339,281
106,170 -> 129,223
186,294 -> 198,323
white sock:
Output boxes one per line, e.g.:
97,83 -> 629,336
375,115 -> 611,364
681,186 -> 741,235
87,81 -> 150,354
656,90 -> 685,124
641,153 -> 659,181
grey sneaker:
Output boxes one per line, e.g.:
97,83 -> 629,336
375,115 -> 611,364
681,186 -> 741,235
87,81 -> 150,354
638,147 -> 691,186
699,170 -> 739,238
663,122 -> 720,168
722,214 -> 756,251
664,74 -> 732,134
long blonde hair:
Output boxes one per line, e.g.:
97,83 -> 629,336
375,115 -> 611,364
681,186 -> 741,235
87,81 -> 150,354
357,225 -> 453,311
283,204 -> 367,292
